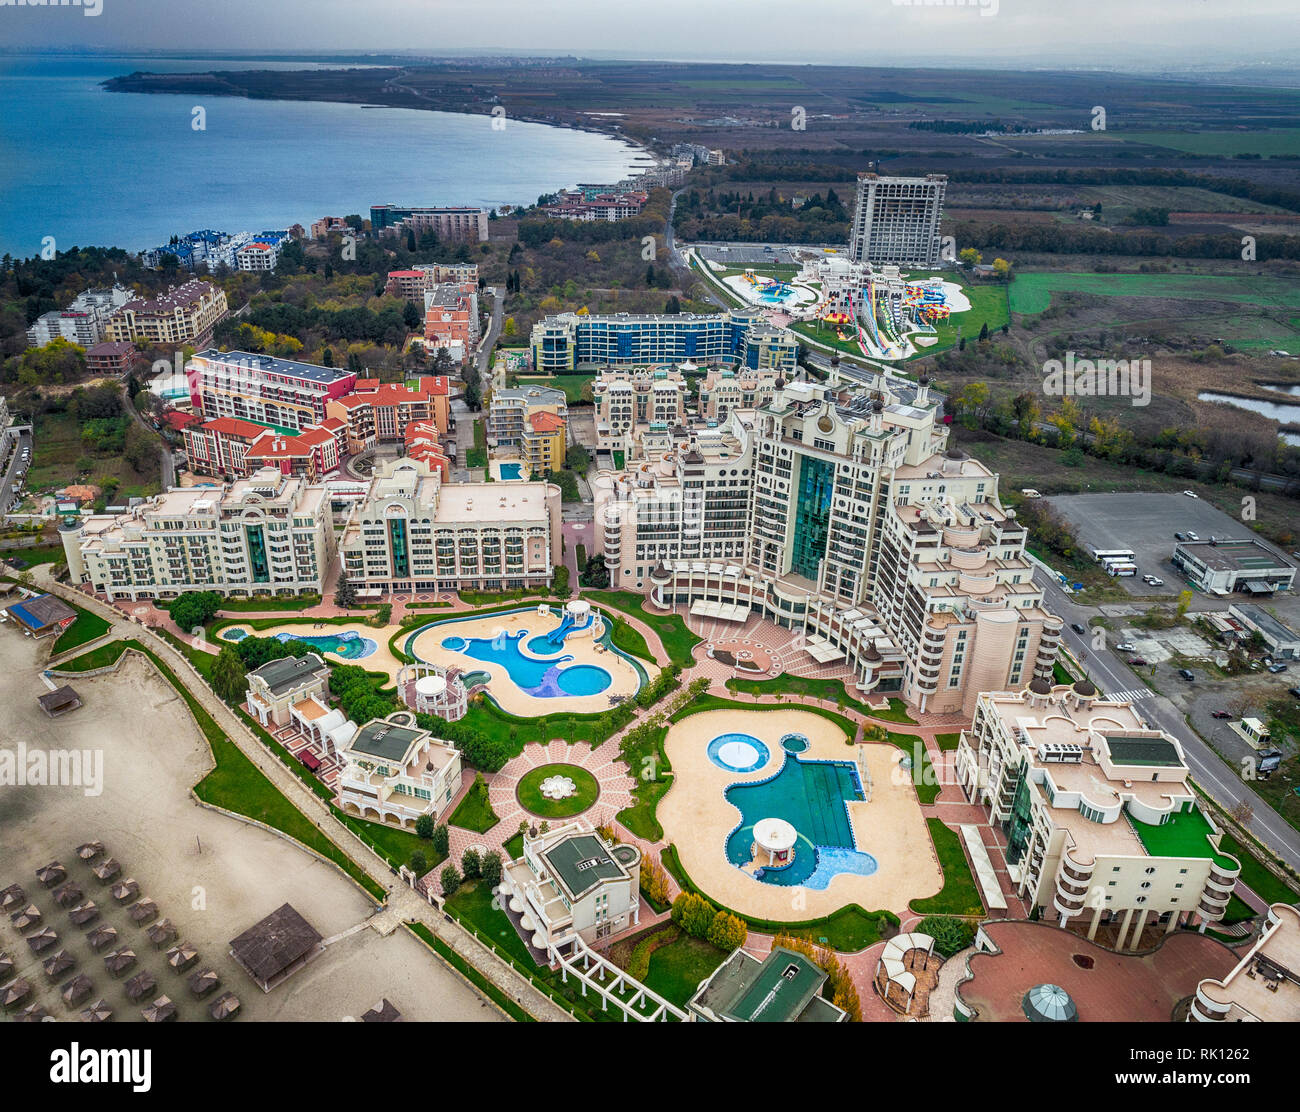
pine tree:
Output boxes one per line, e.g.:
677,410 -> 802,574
210,646 -> 248,704
335,574 -> 357,609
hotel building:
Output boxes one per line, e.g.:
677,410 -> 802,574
594,374 -> 1060,713
955,682 -> 1242,945
26,286 -> 132,348
422,284 -> 479,364
338,457 -> 560,595
370,205 -> 489,243
1190,903 -> 1300,1021
698,365 -> 781,422
62,468 -> 335,602
487,384 -> 568,464
187,349 -> 358,432
326,377 -> 451,454
336,711 -> 464,829
848,174 -> 947,268
102,281 -> 229,347
530,308 -> 798,374
385,263 -> 479,301
185,416 -> 346,482
592,366 -> 689,450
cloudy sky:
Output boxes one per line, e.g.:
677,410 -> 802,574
3,0 -> 1296,67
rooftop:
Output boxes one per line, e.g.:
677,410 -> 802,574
542,833 -> 627,900
1129,808 -> 1237,869
192,349 -> 354,385
349,719 -> 425,763
690,947 -> 843,1022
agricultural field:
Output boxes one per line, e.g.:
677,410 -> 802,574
1010,272 -> 1300,316
1099,130 -> 1300,158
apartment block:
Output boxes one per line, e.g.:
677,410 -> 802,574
26,285 -> 132,348
384,263 -> 479,300
487,384 -> 567,458
84,341 -> 141,377
102,281 -> 229,347
592,367 -> 689,450
187,349 -> 357,431
325,376 -> 450,454
370,205 -> 488,243
848,174 -> 947,268
62,468 -> 335,602
698,365 -> 781,422
956,683 -> 1242,945
422,283 -> 479,364
183,416 -> 270,478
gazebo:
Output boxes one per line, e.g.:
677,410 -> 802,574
14,1003 -> 51,1022
52,881 -> 83,908
143,995 -> 178,1023
125,970 -> 158,1002
26,927 -> 59,953
128,898 -> 159,926
2,978 -> 32,1009
0,884 -> 25,913
167,942 -> 199,972
103,947 -> 137,977
86,925 -> 118,952
80,998 -> 113,1022
93,858 -> 121,883
42,948 -> 76,981
147,919 -> 178,948
752,817 -> 798,870
209,992 -> 241,1021
62,973 -> 96,1007
187,968 -> 221,998
110,878 -> 140,904
68,901 -> 100,927
11,904 -> 42,931
36,861 -> 67,887
76,841 -> 106,862
1023,983 -> 1079,1023
874,932 -> 940,1017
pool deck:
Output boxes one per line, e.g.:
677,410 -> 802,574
659,709 -> 942,920
407,607 -> 649,717
218,623 -> 405,676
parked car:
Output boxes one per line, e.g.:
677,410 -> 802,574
1178,668 -> 1195,681
1288,687 -> 1300,699
1068,622 -> 1085,635
1211,710 -> 1232,719
1148,577 -> 1164,587
1174,532 -> 1188,541
1268,663 -> 1288,674
1186,532 -> 1200,541
1128,657 -> 1148,666
1183,490 -> 1199,498
1115,642 -> 1136,652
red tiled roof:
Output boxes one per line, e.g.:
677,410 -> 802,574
417,375 -> 449,396
528,411 -> 565,433
247,432 -> 311,458
166,411 -> 203,431
354,379 -> 381,391
200,417 -> 267,439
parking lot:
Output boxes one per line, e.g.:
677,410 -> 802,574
1,426 -> 33,517
1047,491 -> 1294,598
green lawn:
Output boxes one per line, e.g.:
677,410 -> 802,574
517,763 -> 600,819
934,732 -> 962,751
583,590 -> 701,668
54,639 -> 128,672
607,614 -> 654,663
1131,808 -> 1236,869
449,778 -> 500,833
908,818 -> 984,917
1009,271 -> 1300,316
725,674 -> 872,714
642,934 -> 728,1007
218,595 -> 321,612
517,375 -> 591,404
1216,832 -> 1300,906
50,602 -> 112,655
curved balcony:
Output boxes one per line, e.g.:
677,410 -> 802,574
1190,988 -> 1230,1022
1198,893 -> 1229,920
1208,860 -> 1241,888
1053,891 -> 1085,916
1056,873 -> 1090,898
1061,851 -> 1094,883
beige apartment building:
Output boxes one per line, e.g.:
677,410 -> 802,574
335,711 -> 464,829
1189,902 -> 1300,1021
61,468 -> 335,601
339,456 -> 560,595
698,365 -> 780,423
592,366 -> 689,450
102,280 -> 229,346
956,683 -> 1242,946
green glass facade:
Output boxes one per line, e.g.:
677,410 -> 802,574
1003,760 -> 1032,866
388,518 -> 409,579
245,524 -> 269,583
791,454 -> 833,581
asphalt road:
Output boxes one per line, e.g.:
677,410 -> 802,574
0,425 -> 33,516
475,285 -> 504,383
1034,567 -> 1300,870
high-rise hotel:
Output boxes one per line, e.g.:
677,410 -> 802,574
848,174 -> 947,268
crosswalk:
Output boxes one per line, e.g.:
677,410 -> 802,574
1104,687 -> 1153,703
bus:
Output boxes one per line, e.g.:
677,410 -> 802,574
1106,562 -> 1138,577
1091,547 -> 1135,564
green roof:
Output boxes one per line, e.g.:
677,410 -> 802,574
1105,736 -> 1182,767
1130,806 -> 1237,869
350,720 -> 423,763
700,947 -> 840,1023
249,652 -> 327,696
542,834 -> 626,900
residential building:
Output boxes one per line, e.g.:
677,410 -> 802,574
384,263 -> 479,300
688,946 -> 847,1022
422,283 -> 478,364
84,341 -> 140,377
234,241 -> 279,271
498,821 -> 641,948
310,216 -> 353,239
26,286 -> 132,348
338,456 -> 560,595
848,173 -> 947,267
102,281 -> 229,347
530,307 -> 796,374
325,376 -> 450,454
243,653 -> 331,731
1190,903 -> 1300,1021
698,365 -> 781,422
335,711 -> 464,828
541,187 -> 648,222
370,205 -> 488,243
487,385 -> 567,459
955,682 -> 1242,945
403,419 -> 452,480
1172,539 -> 1295,596
244,422 -> 345,482
62,468 -> 335,601
187,349 -> 357,431
592,366 -> 689,450
520,410 -> 566,474
183,416 -> 270,478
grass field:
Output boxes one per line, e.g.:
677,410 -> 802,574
1104,130 -> 1300,158
55,638 -> 128,672
1009,271 -> 1300,316
583,590 -> 701,668
26,409 -> 160,498
516,763 -> 600,819
50,601 -> 112,655
908,818 -> 984,917
448,776 -> 500,833
516,375 -> 592,404
642,933 -> 728,1007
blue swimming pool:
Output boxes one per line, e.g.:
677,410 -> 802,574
724,752 -> 877,888
708,733 -> 770,773
500,462 -> 524,480
439,629 -> 612,698
221,626 -> 376,660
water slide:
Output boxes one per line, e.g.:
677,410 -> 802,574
547,612 -> 578,644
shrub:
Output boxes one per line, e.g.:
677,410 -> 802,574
916,915 -> 976,958
461,848 -> 482,880
440,863 -> 461,896
480,851 -> 503,887
432,823 -> 450,857
415,813 -> 435,840
671,891 -> 716,940
409,851 -> 428,875
706,910 -> 748,952
640,857 -> 671,907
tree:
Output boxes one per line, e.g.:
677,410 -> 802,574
580,552 -> 609,589
915,915 -> 975,957
402,301 -> 421,331
431,823 -> 450,857
958,247 -> 982,267
639,858 -> 671,907
439,863 -> 461,896
210,646 -> 248,704
415,813 -> 435,840
992,257 -> 1013,280
409,851 -> 428,876
671,891 -> 716,939
335,574 -> 358,610
461,848 -> 481,879
978,322 -> 990,342
707,911 -> 747,952
321,347 -> 334,367
168,591 -> 223,632
1176,590 -> 1193,619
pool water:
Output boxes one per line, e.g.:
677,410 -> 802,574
274,630 -> 377,660
500,462 -> 524,480
724,753 -> 877,887
439,629 -> 612,699
708,732 -> 770,773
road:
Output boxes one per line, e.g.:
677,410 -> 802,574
1034,567 -> 1300,869
0,424 -> 33,517
475,285 -> 505,384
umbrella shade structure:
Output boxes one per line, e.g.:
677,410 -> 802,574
110,879 -> 140,904
147,919 -> 177,949
68,901 -> 100,927
10,904 -> 42,931
86,925 -> 118,952
209,992 -> 240,1021
3,978 -> 32,1008
76,841 -> 105,862
0,951 -> 13,983
103,948 -> 137,977
166,943 -> 198,972
1022,983 -> 1079,1023
14,1003 -> 51,1022
187,968 -> 220,998
128,898 -> 159,926
124,970 -> 158,1002
52,881 -> 84,908
26,927 -> 59,953
62,973 -> 95,1007
42,948 -> 76,980
142,995 -> 177,1023
1,884 -> 26,912
92,859 -> 121,883
80,998 -> 113,1022
360,998 -> 402,1022
36,862 -> 67,888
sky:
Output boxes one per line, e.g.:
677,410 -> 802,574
2,0 -> 1298,69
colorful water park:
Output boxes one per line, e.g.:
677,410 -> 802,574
658,708 -> 941,919
721,267 -> 819,311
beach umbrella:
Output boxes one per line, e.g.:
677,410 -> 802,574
209,992 -> 240,1021
147,919 -> 177,948
52,881 -> 83,908
187,968 -> 220,998
0,884 -> 26,912
0,952 -> 12,983
110,879 -> 139,904
128,898 -> 159,925
142,995 -> 177,1023
36,862 -> 67,887
166,942 -> 198,971
26,927 -> 59,953
14,1003 -> 50,1022
104,948 -> 137,976
42,949 -> 76,980
76,841 -> 105,861
1022,983 -> 1079,1023
3,978 -> 32,1008
80,998 -> 113,1022
68,901 -> 100,927
93,858 -> 121,883
86,925 -> 118,952
124,970 -> 157,1002
62,973 -> 95,1007
11,904 -> 42,931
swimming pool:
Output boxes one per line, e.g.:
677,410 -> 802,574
708,732 -> 770,773
439,630 -> 612,698
221,627 -> 377,660
500,462 -> 523,480
724,753 -> 877,888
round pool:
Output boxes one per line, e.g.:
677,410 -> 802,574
780,733 -> 809,754
555,664 -> 612,696
441,636 -> 468,652
708,732 -> 770,773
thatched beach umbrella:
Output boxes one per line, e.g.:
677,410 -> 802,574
92,858 -> 121,883
52,881 -> 83,908
10,904 -> 42,931
0,952 -> 12,983
128,898 -> 159,926
14,1003 -> 50,1022
86,925 -> 118,952
42,948 -> 76,980
68,901 -> 100,927
0,884 -> 25,912
36,861 -> 67,888
143,995 -> 177,1023
209,991 -> 240,1021
187,968 -> 220,998
124,970 -> 157,1002
80,997 -> 113,1022
76,841 -> 105,862
62,973 -> 95,1007
103,948 -> 137,977
26,926 -> 59,953
166,942 -> 198,972
147,919 -> 177,948
2,978 -> 32,1008
109,879 -> 139,904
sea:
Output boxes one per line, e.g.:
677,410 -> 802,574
0,53 -> 645,259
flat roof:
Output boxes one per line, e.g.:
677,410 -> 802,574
1105,736 -> 1182,767
350,719 -> 424,763
193,349 -> 353,385
248,653 -> 327,697
1130,808 -> 1236,869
